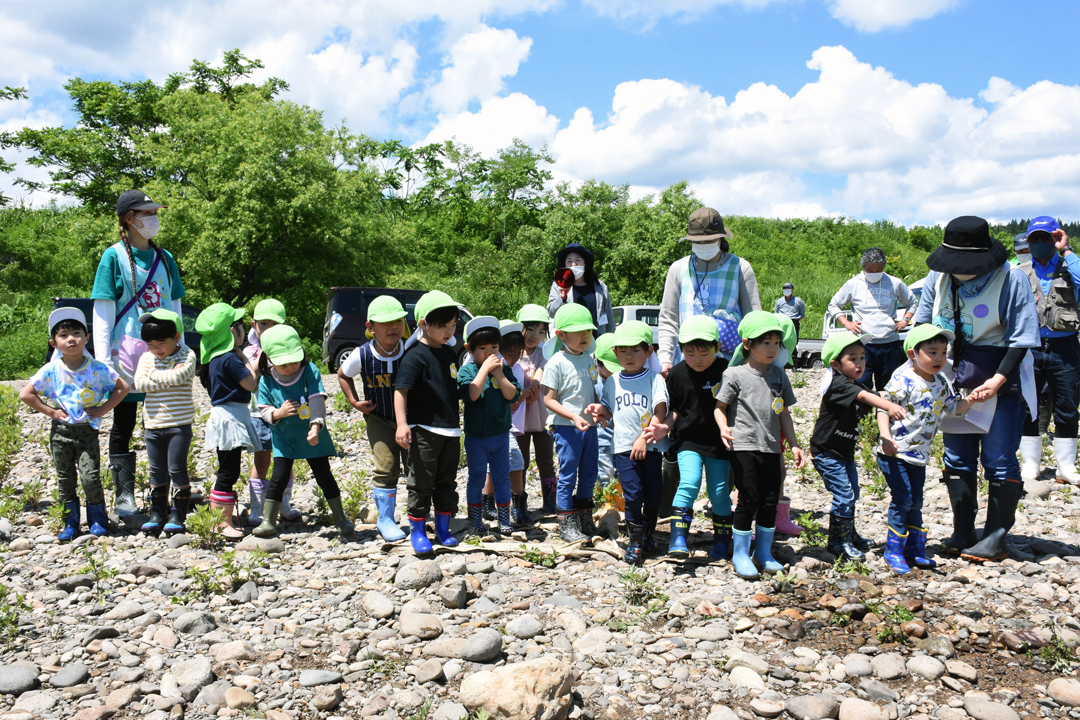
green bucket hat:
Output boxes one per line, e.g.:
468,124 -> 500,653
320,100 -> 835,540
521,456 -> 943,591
367,295 -> 407,324
415,291 -> 460,323
612,320 -> 653,348
678,315 -> 719,344
260,324 -> 306,365
516,303 -> 551,325
593,333 -> 622,374
138,308 -> 182,334
729,310 -> 784,367
195,303 -> 246,364
903,324 -> 955,355
553,303 -> 596,333
821,331 -> 871,366
253,298 -> 287,324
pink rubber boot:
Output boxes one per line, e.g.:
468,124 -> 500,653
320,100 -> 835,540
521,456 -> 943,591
775,497 -> 804,536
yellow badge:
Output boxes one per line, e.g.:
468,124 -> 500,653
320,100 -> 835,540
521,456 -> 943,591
80,388 -> 95,404
298,398 -> 311,420
491,377 -> 500,389
450,363 -> 458,380
589,364 -> 598,381
709,383 -> 720,399
933,400 -> 943,416
771,397 -> 785,415
639,412 -> 651,430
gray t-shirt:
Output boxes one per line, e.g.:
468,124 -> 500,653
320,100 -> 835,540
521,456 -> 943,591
601,369 -> 670,454
715,364 -> 797,453
541,350 -> 600,427
774,296 -> 806,320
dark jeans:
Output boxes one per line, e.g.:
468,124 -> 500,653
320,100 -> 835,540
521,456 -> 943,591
615,451 -> 663,526
213,448 -> 244,494
878,454 -> 925,531
792,319 -> 801,339
268,456 -> 339,501
406,427 -> 461,518
811,450 -> 859,517
109,400 -> 139,455
50,421 -> 104,505
859,340 -> 904,391
730,450 -> 782,532
145,425 -> 192,490
1023,335 -> 1080,439
516,431 -> 556,478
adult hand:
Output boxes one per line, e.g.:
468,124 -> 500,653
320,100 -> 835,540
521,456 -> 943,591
843,318 -> 862,334
971,373 -> 1008,401
661,362 -> 672,379
895,318 -> 909,332
1054,229 -> 1072,253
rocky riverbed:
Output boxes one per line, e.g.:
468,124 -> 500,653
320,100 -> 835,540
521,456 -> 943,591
1,369 -> 1079,720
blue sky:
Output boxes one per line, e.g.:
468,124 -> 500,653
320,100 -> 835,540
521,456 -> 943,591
3,0 -> 1080,224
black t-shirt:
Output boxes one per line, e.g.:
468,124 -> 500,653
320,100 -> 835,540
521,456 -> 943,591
666,358 -> 729,459
396,342 -> 460,429
574,284 -> 597,325
810,373 -> 874,460
208,352 -> 252,407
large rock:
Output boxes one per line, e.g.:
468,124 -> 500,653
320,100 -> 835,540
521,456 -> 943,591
49,663 -> 90,688
907,656 -> 945,680
210,640 -> 255,663
395,560 -> 443,590
786,694 -> 840,720
1049,678 -> 1080,707
235,535 -> 285,553
687,624 -> 731,642
104,601 -> 145,620
839,698 -> 884,720
459,657 -> 573,720
401,613 -> 444,640
870,652 -> 906,680
174,611 -> 217,635
730,666 -> 765,691
225,686 -> 257,709
964,698 -> 1019,720
362,591 -> 395,619
0,665 -> 39,696
14,690 -> 60,715
423,637 -> 467,659
171,657 -> 214,688
460,628 -> 503,663
945,660 -> 977,683
299,669 -> 343,687
506,614 -> 543,640
439,579 -> 470,609
57,574 -> 95,593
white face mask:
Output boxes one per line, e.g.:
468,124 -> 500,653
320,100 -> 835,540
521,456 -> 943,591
133,215 -> 160,240
569,265 -> 585,280
691,242 -> 720,261
863,271 -> 883,284
953,273 -> 977,282
783,289 -> 792,297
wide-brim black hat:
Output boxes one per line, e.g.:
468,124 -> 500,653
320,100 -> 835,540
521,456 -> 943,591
926,216 -> 1008,276
557,243 -> 594,271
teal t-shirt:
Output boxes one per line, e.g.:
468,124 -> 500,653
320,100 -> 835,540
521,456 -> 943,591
257,362 -> 336,459
457,361 -> 520,438
91,245 -> 186,304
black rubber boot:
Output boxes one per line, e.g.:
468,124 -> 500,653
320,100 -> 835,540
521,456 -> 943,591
110,452 -> 138,517
827,513 -> 865,561
557,509 -> 587,543
575,497 -> 599,537
481,493 -> 497,522
141,486 -> 169,535
942,470 -> 979,555
961,479 -> 1022,563
511,492 -> 534,526
624,522 -> 646,565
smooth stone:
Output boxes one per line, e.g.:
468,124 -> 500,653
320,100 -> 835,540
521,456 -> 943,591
709,707 -> 741,720
225,686 -> 257,709
57,574 -> 95,593
439,579 -> 469,609
686,624 -> 731,642
235,535 -> 284,553
192,678 -> 231,707
210,640 -> 255,663
844,655 -> 873,678
964,699 -> 1019,720
730,666 -> 765,691
231,581 -> 258,605
299,669 -> 343,687
105,601 -> 146,620
433,701 -> 469,720
859,679 -> 898,703
751,699 -> 785,717
49,663 -> 90,688
312,686 -> 343,711
423,637 -> 466,659
362,591 -> 396,619
786,694 -> 840,720
572,628 -> 613,655
1049,678 -> 1080,707
907,656 -> 945,680
171,657 -> 214,688
870,652 -> 907,680
400,613 -> 444,640
416,659 -> 444,684
916,636 -> 955,658
13,690 -> 59,715
945,660 -> 978,683
0,665 -> 39,696
725,650 -> 770,675
506,614 -> 543,640
173,611 -> 217,635
460,628 -> 503,663
166,533 -> 191,548
839,698 -> 885,720
395,560 -> 444,590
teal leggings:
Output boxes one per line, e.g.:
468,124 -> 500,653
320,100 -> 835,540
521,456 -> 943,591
672,450 -> 731,513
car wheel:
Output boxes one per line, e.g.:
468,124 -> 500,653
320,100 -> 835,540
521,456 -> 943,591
810,355 -> 823,370
333,345 -> 357,373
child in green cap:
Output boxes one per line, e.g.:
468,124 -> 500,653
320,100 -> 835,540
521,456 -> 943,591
593,332 -> 620,500
810,331 -> 906,562
515,303 -> 557,513
394,291 -> 464,554
876,325 -> 985,572
133,309 -> 197,536
252,325 -> 353,537
714,310 -> 806,579
541,303 -> 605,542
337,295 -> 410,542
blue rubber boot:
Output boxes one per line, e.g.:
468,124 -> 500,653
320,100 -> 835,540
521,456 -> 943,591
372,488 -> 406,542
434,511 -> 458,547
58,500 -> 80,542
164,488 -> 190,536
905,526 -> 937,568
667,506 -> 692,558
753,526 -> 784,574
732,528 -> 760,579
710,514 -> 733,560
885,526 -> 910,574
408,515 -> 433,554
85,503 -> 109,537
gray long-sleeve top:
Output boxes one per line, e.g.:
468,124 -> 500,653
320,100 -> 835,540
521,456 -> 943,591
827,272 -> 918,344
547,279 -> 616,336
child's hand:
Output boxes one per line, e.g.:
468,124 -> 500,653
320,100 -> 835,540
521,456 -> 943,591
396,425 -> 412,450
352,399 -> 375,414
51,407 -> 69,422
572,414 -> 590,432
584,403 -> 605,423
720,425 -> 734,450
510,399 -> 523,413
481,354 -> 502,376
630,436 -> 648,460
174,362 -> 187,371
84,405 -> 106,419
880,437 -> 898,456
791,446 -> 806,469
307,424 -> 320,446
886,402 -> 907,421
640,424 -> 668,444
273,400 -> 299,421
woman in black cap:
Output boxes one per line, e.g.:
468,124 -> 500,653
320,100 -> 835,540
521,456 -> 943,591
913,216 -> 1038,562
546,243 -> 615,336
91,190 -> 186,519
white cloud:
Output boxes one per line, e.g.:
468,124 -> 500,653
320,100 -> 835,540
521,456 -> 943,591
582,0 -> 783,26
422,92 -> 558,156
827,0 -> 962,33
427,26 -> 532,114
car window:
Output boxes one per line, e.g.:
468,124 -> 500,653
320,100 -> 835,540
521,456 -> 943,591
636,309 -> 659,326
180,307 -> 200,332
613,308 -> 624,325
404,303 -> 418,328
334,291 -> 366,315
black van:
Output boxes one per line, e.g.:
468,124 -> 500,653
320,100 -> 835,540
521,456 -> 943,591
322,287 -> 474,372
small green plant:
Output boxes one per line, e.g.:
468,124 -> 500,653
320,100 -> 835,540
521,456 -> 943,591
72,543 -> 119,582
866,471 -> 888,501
221,549 -> 270,589
312,486 -> 332,526
789,371 -> 808,389
618,567 -> 667,607
858,414 -> 888,500
592,478 -> 622,508
832,611 -> 851,627
0,485 -> 22,522
464,535 -> 483,547
185,503 -> 225,549
470,708 -> 492,720
369,656 -> 404,676
876,625 -> 905,644
0,584 -> 31,648
520,544 -> 559,568
333,392 -> 353,414
1032,619 -> 1077,672
0,388 -> 23,484
340,470 -> 370,520
833,556 -> 871,576
1062,486 -> 1073,504
795,512 -> 827,547
45,499 -> 67,534
21,478 -> 45,510
406,698 -> 433,720
172,565 -> 226,604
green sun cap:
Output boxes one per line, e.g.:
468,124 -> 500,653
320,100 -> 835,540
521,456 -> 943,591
678,315 -> 719,344
593,333 -> 622,374
516,303 -> 551,325
138,308 -> 182,333
415,290 -> 460,323
821,331 -> 872,366
195,303 -> 246,364
253,298 -> 287,324
729,310 -> 786,367
612,320 -> 653,348
553,303 -> 596,332
903,324 -> 955,355
260,324 -> 306,365
366,295 -> 407,324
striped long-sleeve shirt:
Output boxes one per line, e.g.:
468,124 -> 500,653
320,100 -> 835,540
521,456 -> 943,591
133,346 -> 197,429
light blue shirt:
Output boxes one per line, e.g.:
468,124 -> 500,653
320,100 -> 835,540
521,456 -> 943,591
1030,253 -> 1080,338
601,368 -> 669,454
914,267 -> 1039,349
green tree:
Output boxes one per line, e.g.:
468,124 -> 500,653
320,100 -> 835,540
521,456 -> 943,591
0,87 -> 28,206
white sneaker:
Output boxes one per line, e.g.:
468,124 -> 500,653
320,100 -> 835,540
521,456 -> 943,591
1020,436 -> 1043,482
1054,437 -> 1080,485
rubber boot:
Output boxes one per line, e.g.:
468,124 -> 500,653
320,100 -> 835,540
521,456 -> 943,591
774,498 -> 804,535
667,506 -> 692,558
110,452 -> 138,517
372,487 -> 406,541
434,511 -> 458,547
625,522 -> 646,565
558,509 -> 587,542
753,526 -> 784,573
1020,436 -> 1043,482
961,481 -> 1021,563
850,522 -> 872,553
540,476 -> 558,514
732,528 -> 760,579
884,526 -> 911,574
942,470 -> 979,554
409,515 -> 433,554
247,478 -> 266,526
644,516 -> 658,552
279,478 -> 302,520
575,497 -> 599,537
326,496 -> 354,536
710,513 -> 733,560
141,486 -> 169,535
497,504 -> 513,535
253,499 -> 281,538
511,492 -> 534,526
905,526 -> 937,568
467,505 -> 487,535
58,500 -> 80,542
85,503 -> 109,537
164,489 -> 190,535
209,490 -> 244,540
482,493 -> 497,521
827,514 -> 865,561
1054,437 -> 1080,485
